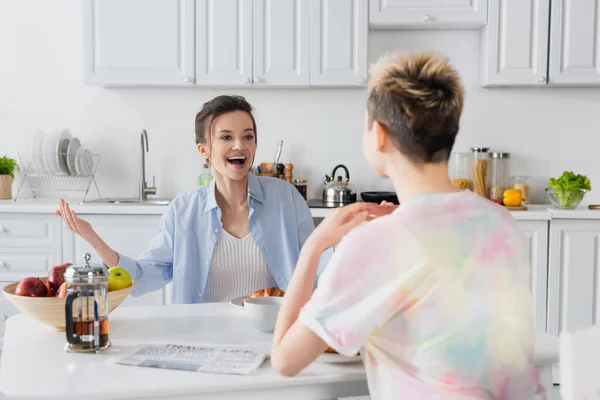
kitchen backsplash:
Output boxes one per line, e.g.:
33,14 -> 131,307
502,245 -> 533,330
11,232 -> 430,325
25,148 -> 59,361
1,1 -> 598,204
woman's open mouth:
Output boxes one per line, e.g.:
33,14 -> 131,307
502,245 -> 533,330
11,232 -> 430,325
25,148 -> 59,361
227,156 -> 247,169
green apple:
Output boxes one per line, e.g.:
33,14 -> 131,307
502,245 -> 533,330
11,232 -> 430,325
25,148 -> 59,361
107,266 -> 132,292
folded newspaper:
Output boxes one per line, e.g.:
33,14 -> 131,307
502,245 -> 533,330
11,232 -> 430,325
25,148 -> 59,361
115,344 -> 267,375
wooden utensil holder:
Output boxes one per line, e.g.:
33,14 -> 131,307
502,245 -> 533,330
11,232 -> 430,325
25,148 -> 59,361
0,175 -> 12,199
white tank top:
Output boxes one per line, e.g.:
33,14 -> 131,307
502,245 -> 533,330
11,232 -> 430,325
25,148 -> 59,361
202,229 -> 274,303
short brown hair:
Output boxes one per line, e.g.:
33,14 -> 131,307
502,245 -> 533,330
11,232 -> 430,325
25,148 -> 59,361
367,52 -> 464,163
195,95 -> 257,145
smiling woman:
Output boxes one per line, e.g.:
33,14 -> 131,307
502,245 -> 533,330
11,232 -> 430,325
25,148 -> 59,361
56,95 -> 332,304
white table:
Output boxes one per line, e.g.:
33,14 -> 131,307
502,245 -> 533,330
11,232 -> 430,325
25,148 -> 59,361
0,301 -> 561,400
0,303 -> 368,400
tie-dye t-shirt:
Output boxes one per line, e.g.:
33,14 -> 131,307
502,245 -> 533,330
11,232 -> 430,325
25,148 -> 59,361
299,190 -> 544,400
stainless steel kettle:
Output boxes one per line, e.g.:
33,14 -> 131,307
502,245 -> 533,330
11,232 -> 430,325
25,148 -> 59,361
322,164 -> 357,204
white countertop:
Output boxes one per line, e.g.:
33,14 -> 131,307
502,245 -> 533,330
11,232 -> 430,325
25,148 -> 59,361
0,198 -> 169,215
4,198 -> 600,220
0,303 -> 368,400
0,198 -> 565,220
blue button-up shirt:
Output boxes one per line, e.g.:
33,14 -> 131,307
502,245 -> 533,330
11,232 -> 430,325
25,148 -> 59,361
116,173 -> 331,304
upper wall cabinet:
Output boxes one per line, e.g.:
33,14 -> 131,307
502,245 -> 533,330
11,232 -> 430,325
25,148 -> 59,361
253,0 -> 310,86
369,0 -> 488,29
83,0 -> 367,88
481,0 -> 600,86
195,0 -> 252,86
310,0 -> 368,87
480,0 -> 550,86
548,0 -> 600,85
83,0 -> 196,86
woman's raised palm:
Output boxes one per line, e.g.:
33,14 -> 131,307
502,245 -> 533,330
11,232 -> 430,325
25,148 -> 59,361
56,198 -> 96,242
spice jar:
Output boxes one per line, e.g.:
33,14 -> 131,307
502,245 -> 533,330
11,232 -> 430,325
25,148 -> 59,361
294,179 -> 307,200
470,147 -> 490,197
487,152 -> 511,201
511,175 -> 530,204
448,152 -> 472,190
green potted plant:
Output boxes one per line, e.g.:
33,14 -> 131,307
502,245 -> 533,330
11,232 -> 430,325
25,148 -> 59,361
546,171 -> 592,209
0,156 -> 19,200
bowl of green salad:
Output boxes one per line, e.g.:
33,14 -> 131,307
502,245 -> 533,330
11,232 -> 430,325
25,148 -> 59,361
546,171 -> 592,209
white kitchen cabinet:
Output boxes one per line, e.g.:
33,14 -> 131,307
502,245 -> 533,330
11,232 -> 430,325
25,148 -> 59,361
517,220 -> 549,333
196,0 -> 252,86
482,0 -> 600,87
310,0 -> 368,87
481,0 -> 550,86
547,220 -> 600,335
253,0 -> 310,87
63,215 -> 166,307
369,0 -> 488,29
548,0 -> 600,85
83,0 -> 196,86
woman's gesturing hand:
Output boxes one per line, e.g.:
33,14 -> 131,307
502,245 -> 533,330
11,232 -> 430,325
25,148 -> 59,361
56,198 -> 97,243
308,202 -> 396,251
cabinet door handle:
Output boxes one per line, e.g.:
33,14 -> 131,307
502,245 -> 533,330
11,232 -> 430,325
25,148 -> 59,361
253,77 -> 262,84
358,77 -> 366,84
0,262 -> 6,268
243,78 -> 251,84
183,76 -> 194,83
0,226 -> 5,233
424,14 -> 432,21
538,76 -> 546,83
0,314 -> 7,321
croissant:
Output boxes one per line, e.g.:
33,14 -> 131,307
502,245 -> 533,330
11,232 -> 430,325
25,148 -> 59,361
242,287 -> 285,306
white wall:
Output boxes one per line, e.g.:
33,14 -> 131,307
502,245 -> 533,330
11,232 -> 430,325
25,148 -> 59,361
1,0 -> 599,205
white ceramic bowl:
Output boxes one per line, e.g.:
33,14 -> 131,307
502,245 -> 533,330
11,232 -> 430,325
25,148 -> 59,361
244,297 -> 283,333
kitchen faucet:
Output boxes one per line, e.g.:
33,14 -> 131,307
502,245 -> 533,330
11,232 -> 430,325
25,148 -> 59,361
139,129 -> 157,201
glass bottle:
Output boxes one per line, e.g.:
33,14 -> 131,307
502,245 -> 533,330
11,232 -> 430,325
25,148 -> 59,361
197,163 -> 212,186
470,147 -> 490,197
511,175 -> 530,204
294,179 -> 308,200
487,152 -> 511,201
448,152 -> 472,190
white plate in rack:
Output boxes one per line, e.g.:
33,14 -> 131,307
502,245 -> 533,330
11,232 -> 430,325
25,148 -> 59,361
42,132 -> 60,174
55,129 -> 72,175
66,137 -> 81,175
76,148 -> 93,176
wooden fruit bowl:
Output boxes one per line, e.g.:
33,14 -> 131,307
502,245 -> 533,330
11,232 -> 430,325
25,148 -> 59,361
2,278 -> 135,331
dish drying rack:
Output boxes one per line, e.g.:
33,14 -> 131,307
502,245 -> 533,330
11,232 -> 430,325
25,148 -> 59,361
13,152 -> 102,203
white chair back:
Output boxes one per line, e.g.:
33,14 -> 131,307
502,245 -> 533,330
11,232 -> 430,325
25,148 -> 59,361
560,325 -> 600,399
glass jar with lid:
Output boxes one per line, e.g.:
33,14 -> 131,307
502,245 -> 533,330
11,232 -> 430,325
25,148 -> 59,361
470,147 -> 490,197
487,152 -> 511,201
294,179 -> 307,200
448,152 -> 472,190
511,175 -> 530,204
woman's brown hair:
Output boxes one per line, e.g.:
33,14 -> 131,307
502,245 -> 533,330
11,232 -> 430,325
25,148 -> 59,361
195,95 -> 258,145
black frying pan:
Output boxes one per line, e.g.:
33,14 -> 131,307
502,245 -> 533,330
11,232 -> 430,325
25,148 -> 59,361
360,191 -> 399,205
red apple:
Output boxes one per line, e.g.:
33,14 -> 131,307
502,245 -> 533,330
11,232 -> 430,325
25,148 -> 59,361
15,277 -> 48,297
47,263 -> 71,293
43,280 -> 55,297
57,282 -> 67,298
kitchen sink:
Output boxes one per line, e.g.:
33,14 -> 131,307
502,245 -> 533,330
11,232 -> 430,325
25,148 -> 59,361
82,198 -> 172,206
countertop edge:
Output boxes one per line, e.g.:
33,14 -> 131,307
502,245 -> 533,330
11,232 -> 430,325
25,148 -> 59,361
3,200 -> 600,220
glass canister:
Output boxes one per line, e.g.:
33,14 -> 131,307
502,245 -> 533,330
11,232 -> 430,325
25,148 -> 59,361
470,147 -> 490,197
487,152 -> 511,201
448,152 -> 472,190
64,253 -> 110,353
512,175 -> 530,204
294,179 -> 307,200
